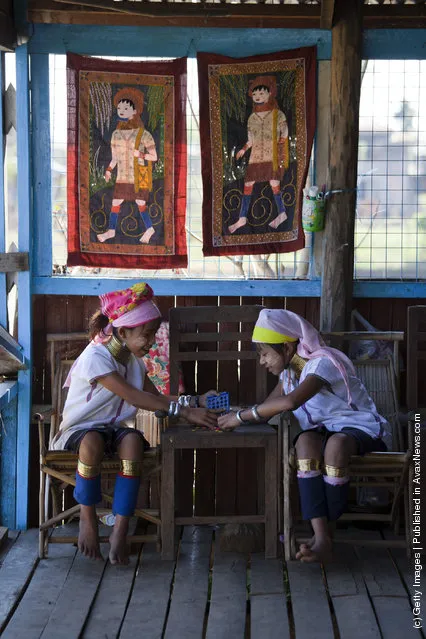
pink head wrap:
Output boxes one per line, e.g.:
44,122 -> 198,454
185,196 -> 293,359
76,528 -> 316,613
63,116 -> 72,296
253,309 -> 355,403
95,282 -> 161,343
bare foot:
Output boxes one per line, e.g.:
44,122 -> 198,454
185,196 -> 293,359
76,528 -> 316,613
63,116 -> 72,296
296,536 -> 332,564
140,227 -> 155,244
228,217 -> 247,234
78,505 -> 103,560
269,211 -> 287,229
109,515 -> 130,565
97,229 -> 116,243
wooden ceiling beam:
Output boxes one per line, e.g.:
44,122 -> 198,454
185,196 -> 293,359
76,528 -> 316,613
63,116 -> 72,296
363,4 -> 425,29
27,0 -> 426,29
29,1 -> 322,28
320,0 -> 335,30
51,0 -> 320,19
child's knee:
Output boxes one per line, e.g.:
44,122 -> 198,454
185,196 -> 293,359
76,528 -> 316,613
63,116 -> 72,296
295,431 -> 322,458
119,432 -> 144,459
324,433 -> 356,465
79,431 -> 104,462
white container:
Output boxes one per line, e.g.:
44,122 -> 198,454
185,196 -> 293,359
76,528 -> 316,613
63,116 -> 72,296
99,514 -> 116,526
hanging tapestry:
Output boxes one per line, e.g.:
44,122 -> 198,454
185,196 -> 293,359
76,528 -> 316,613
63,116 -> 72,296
67,54 -> 188,269
198,48 -> 316,257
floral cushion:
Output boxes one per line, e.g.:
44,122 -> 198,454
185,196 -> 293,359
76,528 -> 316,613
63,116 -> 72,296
143,321 -> 185,395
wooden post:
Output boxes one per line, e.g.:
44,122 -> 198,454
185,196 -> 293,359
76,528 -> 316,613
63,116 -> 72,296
320,0 -> 363,332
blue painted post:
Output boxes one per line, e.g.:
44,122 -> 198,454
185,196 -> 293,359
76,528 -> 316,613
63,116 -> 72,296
16,44 -> 32,530
0,54 -> 6,329
31,54 -> 52,277
0,384 -> 18,528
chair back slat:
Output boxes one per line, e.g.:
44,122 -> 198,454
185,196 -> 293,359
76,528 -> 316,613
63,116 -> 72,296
354,359 -> 401,452
169,305 -> 265,403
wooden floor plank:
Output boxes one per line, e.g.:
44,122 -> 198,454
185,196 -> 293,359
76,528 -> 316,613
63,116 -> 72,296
325,544 -> 381,639
164,527 -> 212,639
40,544 -> 108,639
372,597 -> 418,639
250,594 -> 290,639
355,543 -> 409,597
82,554 -> 139,639
354,534 -> 420,638
206,533 -> 247,639
120,545 -> 175,639
0,529 -> 39,632
2,544 -> 76,639
287,560 -> 334,639
333,594 -> 381,639
251,553 -> 284,595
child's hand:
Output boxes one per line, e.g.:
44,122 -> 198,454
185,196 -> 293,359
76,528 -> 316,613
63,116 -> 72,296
198,390 -> 219,408
182,407 -> 218,429
217,411 -> 239,431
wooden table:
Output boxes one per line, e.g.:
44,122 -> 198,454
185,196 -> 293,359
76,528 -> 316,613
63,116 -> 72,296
160,424 -> 278,560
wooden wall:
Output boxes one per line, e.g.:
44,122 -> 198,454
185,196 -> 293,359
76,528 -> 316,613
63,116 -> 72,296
32,294 -> 425,405
29,294 -> 425,527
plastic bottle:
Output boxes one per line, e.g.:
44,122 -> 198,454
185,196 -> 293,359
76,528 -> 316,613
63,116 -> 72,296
99,513 -> 116,526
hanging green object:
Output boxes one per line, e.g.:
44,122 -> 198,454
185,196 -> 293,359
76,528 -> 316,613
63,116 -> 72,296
302,186 -> 325,232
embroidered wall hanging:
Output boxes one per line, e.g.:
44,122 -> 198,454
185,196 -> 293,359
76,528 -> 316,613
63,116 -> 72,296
67,54 -> 188,269
198,48 -> 316,257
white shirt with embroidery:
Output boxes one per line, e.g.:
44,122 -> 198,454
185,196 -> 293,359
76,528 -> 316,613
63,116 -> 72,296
280,357 -> 387,439
52,341 -> 146,450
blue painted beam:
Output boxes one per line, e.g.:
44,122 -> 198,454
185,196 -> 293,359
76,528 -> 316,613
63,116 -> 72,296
32,276 -> 426,299
0,54 -> 6,329
31,54 -> 52,277
28,25 -> 332,58
16,44 -> 32,530
353,281 -> 426,299
26,26 -> 426,60
0,396 -> 18,529
32,277 -> 322,297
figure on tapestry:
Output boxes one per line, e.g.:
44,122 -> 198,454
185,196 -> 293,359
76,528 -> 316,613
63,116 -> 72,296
229,76 -> 289,234
93,87 -> 159,245
198,48 -> 316,259
97,88 -> 158,245
67,54 -> 188,269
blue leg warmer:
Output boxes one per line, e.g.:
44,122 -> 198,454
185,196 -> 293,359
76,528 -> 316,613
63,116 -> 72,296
324,481 -> 350,521
112,474 -> 140,517
74,472 -> 102,506
297,474 -> 328,520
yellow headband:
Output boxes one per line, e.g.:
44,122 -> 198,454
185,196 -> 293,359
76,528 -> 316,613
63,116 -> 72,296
252,326 -> 298,344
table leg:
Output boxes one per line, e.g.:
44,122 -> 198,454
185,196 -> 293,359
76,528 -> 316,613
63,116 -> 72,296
264,438 -> 278,559
161,441 -> 175,560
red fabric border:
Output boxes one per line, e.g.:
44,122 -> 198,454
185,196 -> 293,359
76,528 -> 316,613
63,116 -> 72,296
198,48 -> 316,258
67,53 -> 187,269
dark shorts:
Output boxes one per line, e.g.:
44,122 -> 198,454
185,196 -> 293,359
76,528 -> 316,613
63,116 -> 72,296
64,426 -> 150,457
293,426 -> 387,456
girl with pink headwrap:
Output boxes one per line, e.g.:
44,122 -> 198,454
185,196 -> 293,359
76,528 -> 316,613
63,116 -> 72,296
218,308 -> 387,564
53,282 -> 217,565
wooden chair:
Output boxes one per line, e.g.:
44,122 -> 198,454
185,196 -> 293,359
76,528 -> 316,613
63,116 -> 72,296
160,305 -> 279,560
34,333 -> 162,559
406,305 -> 426,411
281,331 -> 412,560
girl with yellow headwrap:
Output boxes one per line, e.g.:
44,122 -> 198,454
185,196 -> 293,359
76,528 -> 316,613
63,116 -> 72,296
218,308 -> 388,564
